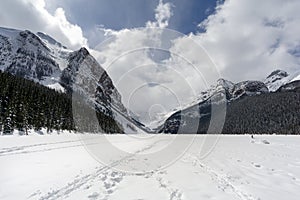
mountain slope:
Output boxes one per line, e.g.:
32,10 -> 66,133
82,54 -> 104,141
0,27 -> 140,133
160,73 -> 300,134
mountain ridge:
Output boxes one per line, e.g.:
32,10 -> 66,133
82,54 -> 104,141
0,27 -> 143,133
159,70 -> 300,134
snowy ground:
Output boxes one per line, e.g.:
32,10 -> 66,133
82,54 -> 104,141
0,132 -> 300,200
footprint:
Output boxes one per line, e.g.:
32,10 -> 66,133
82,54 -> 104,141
107,189 -> 113,194
88,192 -> 99,199
251,162 -> 262,168
262,140 -> 270,144
170,189 -> 182,200
101,170 -> 125,196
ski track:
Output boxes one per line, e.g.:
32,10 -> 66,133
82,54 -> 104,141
0,139 -> 84,154
0,137 -> 100,156
183,153 -> 258,200
27,138 -> 256,200
31,139 -> 182,200
2,135 -> 299,200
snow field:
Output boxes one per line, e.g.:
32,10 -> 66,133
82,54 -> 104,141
0,132 -> 299,200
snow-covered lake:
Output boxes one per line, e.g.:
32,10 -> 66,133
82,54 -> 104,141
0,132 -> 299,200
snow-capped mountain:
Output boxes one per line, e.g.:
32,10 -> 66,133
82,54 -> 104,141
230,80 -> 268,99
159,78 -> 270,133
1,26 -> 299,134
264,70 -> 290,92
203,78 -> 269,101
151,78 -> 269,132
0,28 -> 63,87
0,27 -> 141,133
60,46 -> 127,116
264,69 -> 300,92
159,69 -> 300,134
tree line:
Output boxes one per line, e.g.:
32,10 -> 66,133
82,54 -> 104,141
0,71 -> 123,135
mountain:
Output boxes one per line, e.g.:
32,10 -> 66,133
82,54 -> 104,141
264,69 -> 289,92
1,26 -> 299,134
264,69 -> 300,92
0,27 -> 141,133
0,28 -> 60,82
230,80 -> 268,99
160,72 -> 300,134
151,78 -> 271,132
59,47 -> 126,116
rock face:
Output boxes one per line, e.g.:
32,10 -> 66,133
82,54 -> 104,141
0,28 -> 60,81
231,81 -> 269,99
60,47 -> 127,116
36,32 -> 67,49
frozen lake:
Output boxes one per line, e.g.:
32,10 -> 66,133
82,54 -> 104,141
0,133 -> 299,200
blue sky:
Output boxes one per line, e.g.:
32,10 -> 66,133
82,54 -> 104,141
44,0 -> 221,46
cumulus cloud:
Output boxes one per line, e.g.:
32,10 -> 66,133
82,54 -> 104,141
194,0 -> 300,81
146,0 -> 173,28
0,0 -> 87,49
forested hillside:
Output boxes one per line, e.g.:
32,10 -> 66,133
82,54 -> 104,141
161,90 -> 300,134
223,91 -> 300,134
0,71 -> 123,134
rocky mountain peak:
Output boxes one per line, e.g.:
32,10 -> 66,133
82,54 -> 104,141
231,81 -> 268,99
267,69 -> 289,79
216,78 -> 234,91
264,69 -> 290,92
18,30 -> 49,51
78,47 -> 89,56
36,32 -> 67,49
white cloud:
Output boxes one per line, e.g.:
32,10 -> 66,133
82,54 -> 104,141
0,0 -> 87,49
146,0 -> 173,28
194,0 -> 300,81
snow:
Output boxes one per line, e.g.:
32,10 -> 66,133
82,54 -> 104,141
0,27 -> 20,38
37,32 -> 71,71
265,70 -> 300,92
265,76 -> 290,92
46,82 -> 65,93
0,133 -> 299,200
291,73 -> 300,82
113,110 -> 140,134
